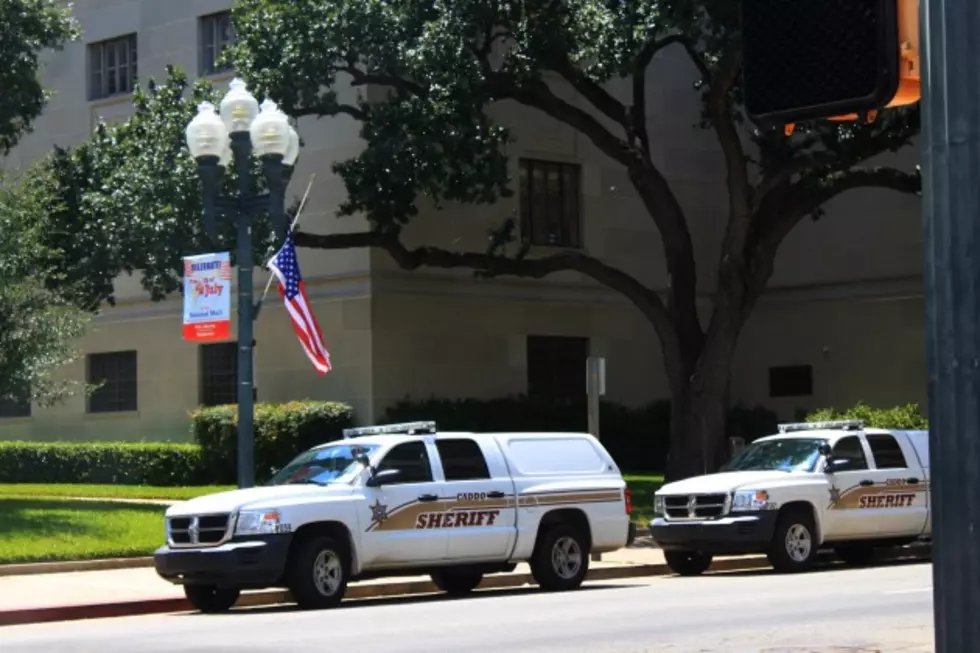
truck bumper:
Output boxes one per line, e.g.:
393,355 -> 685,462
648,511 -> 779,555
154,535 -> 292,589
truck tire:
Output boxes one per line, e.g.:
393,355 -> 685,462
530,523 -> 590,592
767,508 -> 819,573
184,585 -> 240,613
663,550 -> 713,576
834,544 -> 876,567
430,569 -> 484,595
287,535 -> 350,610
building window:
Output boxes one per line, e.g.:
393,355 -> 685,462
526,336 -> 589,400
0,398 -> 31,419
768,365 -> 813,398
87,351 -> 138,413
88,34 -> 138,100
519,159 -> 582,248
200,342 -> 238,407
199,11 -> 236,76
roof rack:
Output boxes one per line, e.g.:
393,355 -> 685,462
342,421 -> 437,438
777,419 -> 865,433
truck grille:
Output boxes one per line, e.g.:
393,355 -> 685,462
167,513 -> 233,548
664,494 -> 729,520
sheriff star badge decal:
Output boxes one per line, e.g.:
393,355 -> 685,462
828,485 -> 841,507
370,499 -> 389,524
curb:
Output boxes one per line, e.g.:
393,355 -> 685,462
0,556 -> 771,627
0,557 -> 156,578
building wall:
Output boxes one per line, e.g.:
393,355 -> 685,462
0,0 -> 927,441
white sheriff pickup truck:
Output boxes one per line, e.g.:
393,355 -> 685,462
649,420 -> 930,575
154,421 -> 632,612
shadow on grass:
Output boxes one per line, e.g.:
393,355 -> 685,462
625,475 -> 663,522
0,499 -> 165,539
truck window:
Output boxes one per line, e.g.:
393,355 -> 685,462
436,439 -> 491,481
867,434 -> 909,469
830,436 -> 868,471
376,441 -> 433,484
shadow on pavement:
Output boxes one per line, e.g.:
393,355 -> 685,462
168,582 -> 636,618
713,553 -> 931,578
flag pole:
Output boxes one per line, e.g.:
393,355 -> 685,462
257,173 -> 316,308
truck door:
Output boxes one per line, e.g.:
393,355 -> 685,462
862,432 -> 929,537
436,437 -> 518,560
361,440 -> 450,566
822,434 -> 875,539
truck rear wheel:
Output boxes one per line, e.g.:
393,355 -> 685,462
767,508 -> 818,573
530,524 -> 590,592
184,585 -> 240,613
663,550 -> 713,576
287,535 -> 350,610
430,569 -> 484,595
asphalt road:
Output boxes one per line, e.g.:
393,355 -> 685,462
2,561 -> 934,652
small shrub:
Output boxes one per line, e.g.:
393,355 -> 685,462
191,400 -> 355,483
0,441 -> 205,485
805,401 -> 928,429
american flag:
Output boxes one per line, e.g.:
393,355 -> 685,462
267,235 -> 332,374
218,259 -> 232,281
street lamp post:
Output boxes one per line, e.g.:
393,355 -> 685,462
185,78 -> 300,489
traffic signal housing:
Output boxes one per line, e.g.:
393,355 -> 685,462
742,0 -> 920,126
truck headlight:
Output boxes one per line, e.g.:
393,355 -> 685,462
235,510 -> 283,535
653,495 -> 666,516
731,490 -> 771,512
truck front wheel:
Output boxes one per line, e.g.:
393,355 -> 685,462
767,508 -> 819,573
663,550 -> 713,576
287,535 -> 350,610
184,585 -> 240,613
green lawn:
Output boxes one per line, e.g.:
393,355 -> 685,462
625,473 -> 663,525
0,499 -> 166,564
0,483 -> 234,501
0,477 -> 662,566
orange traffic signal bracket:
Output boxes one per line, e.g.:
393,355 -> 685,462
783,0 -> 920,136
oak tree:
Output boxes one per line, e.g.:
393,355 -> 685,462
43,1 -> 920,478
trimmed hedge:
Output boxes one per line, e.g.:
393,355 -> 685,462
382,395 -> 779,473
0,441 -> 205,485
803,401 -> 928,429
0,400 -> 356,486
191,400 -> 356,483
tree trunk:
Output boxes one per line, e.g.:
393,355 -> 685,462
664,329 -> 739,482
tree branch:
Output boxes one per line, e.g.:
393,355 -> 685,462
489,74 -> 636,168
292,228 -> 680,352
632,34 -> 710,155
752,166 -> 921,271
553,62 -> 629,131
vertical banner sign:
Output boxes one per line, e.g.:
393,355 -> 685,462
182,252 -> 232,341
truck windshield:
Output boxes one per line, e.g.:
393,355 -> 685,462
723,438 -> 826,473
267,443 -> 380,486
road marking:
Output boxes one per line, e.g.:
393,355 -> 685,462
883,587 -> 932,595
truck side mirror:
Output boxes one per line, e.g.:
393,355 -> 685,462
366,468 -> 401,488
825,458 -> 849,474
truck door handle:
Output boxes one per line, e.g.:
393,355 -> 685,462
487,491 -> 506,499
418,494 -> 439,502
906,477 -> 920,485
859,480 -> 874,487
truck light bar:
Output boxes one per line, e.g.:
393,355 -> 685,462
777,419 -> 864,433
343,421 -> 437,438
